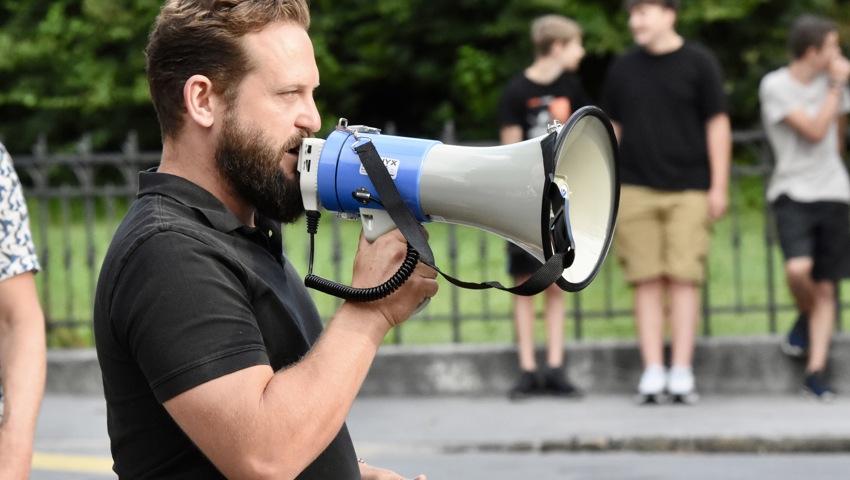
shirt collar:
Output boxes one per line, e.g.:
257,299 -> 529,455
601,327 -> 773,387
137,168 -> 257,234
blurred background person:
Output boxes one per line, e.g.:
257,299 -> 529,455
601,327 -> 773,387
0,142 -> 46,479
760,14 -> 850,400
600,0 -> 731,404
498,14 -> 591,399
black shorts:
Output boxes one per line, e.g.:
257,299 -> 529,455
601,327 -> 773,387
772,195 -> 850,281
507,242 -> 543,277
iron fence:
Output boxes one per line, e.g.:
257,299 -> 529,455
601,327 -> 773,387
9,128 -> 845,343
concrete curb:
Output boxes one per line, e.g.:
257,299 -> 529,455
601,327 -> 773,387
439,436 -> 850,454
47,333 -> 850,397
360,333 -> 850,396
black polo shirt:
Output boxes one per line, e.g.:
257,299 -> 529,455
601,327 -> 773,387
93,170 -> 359,479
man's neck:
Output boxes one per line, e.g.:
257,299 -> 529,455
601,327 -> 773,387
787,59 -> 822,85
525,57 -> 566,85
159,140 -> 257,227
643,32 -> 684,56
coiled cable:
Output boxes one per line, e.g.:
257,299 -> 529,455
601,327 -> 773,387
303,210 -> 420,302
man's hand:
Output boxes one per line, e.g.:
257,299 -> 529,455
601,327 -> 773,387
829,55 -> 850,85
348,228 -> 439,329
360,460 -> 426,480
707,186 -> 728,221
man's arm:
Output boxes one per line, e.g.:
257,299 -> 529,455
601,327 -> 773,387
784,56 -> 850,143
0,272 -> 46,480
164,229 -> 438,479
784,85 -> 847,143
610,120 -> 622,144
705,112 -> 731,221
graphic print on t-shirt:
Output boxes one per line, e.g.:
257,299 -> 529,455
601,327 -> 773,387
526,95 -> 572,138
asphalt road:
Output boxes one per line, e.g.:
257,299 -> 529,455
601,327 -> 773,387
31,394 -> 850,479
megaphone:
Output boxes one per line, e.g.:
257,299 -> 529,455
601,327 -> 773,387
298,105 -> 619,292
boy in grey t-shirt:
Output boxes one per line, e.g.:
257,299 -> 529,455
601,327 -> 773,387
759,14 -> 850,400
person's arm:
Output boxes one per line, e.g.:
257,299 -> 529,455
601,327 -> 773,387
610,120 -> 622,144
705,112 -> 731,221
163,229 -> 438,480
784,56 -> 850,143
784,86 -> 846,143
0,271 -> 46,480
500,125 -> 523,145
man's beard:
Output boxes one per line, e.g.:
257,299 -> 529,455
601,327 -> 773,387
215,111 -> 307,224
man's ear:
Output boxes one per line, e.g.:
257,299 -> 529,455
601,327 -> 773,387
183,75 -> 218,129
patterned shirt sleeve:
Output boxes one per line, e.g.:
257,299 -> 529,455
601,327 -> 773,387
0,143 -> 40,281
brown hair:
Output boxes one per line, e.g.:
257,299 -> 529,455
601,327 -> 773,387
788,14 -> 838,60
146,0 -> 311,139
531,15 -> 582,57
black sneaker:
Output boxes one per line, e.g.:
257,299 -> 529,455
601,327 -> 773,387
781,313 -> 809,358
542,367 -> 582,398
804,370 -> 836,401
508,370 -> 540,400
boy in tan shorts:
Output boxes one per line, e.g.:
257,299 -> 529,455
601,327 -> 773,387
600,0 -> 731,402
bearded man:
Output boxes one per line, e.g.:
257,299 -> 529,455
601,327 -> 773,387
93,1 -> 437,478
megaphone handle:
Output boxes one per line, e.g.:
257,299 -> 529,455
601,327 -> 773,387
359,208 -> 397,243
354,141 -> 436,267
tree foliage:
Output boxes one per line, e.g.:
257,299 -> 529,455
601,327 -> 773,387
1,0 -> 850,152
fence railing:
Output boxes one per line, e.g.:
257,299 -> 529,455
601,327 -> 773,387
9,128 -> 846,343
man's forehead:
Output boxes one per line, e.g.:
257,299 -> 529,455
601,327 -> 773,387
243,22 -> 309,56
240,22 -> 317,78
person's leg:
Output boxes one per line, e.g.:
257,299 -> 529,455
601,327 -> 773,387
668,279 -> 700,368
805,200 -> 850,376
773,196 -> 816,356
539,284 -> 579,396
806,280 -> 835,374
612,186 -> 665,395
785,257 -> 815,317
512,274 -> 537,372
543,283 -> 565,369
634,278 -> 666,368
663,190 -> 711,400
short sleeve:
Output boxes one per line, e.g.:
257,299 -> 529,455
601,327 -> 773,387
599,62 -> 622,122
110,230 -> 270,403
0,144 -> 40,281
498,76 -> 525,128
697,49 -> 728,119
760,74 -> 796,126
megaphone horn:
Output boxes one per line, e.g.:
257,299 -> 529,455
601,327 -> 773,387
298,105 -> 620,294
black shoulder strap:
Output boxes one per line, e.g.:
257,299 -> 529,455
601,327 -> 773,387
354,138 -> 572,296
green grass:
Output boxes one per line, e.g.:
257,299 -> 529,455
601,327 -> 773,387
30,186 -> 850,348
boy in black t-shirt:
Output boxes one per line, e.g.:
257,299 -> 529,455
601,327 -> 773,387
497,14 -> 590,400
600,0 -> 731,403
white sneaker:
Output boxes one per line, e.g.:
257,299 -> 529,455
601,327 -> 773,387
638,365 -> 667,395
667,365 -> 695,395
